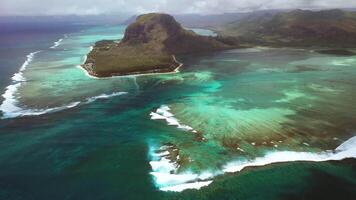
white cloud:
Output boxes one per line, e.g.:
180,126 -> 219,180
0,0 -> 355,16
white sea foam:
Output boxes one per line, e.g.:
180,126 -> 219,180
160,180 -> 213,192
81,45 -> 93,63
75,45 -> 98,79
86,92 -> 127,103
0,83 -> 22,115
1,51 -> 40,118
0,43 -> 128,118
0,50 -> 78,118
149,144 -> 215,192
149,136 -> 356,192
0,51 -> 127,118
1,101 -> 81,119
50,38 -> 63,49
76,65 -> 100,79
12,51 -> 40,82
223,136 -> 356,173
150,105 -> 195,132
1,90 -> 128,118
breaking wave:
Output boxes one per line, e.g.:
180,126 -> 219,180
0,51 -> 41,118
150,105 -> 197,132
50,38 -> 63,49
12,51 -> 40,82
86,92 -> 128,103
0,47 -> 128,119
148,143 -> 215,192
148,106 -> 356,192
0,90 -> 127,119
223,136 -> 356,173
1,101 -> 81,119
50,34 -> 67,49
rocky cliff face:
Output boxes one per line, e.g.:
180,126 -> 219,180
121,13 -> 232,54
122,13 -> 182,44
83,13 -> 235,77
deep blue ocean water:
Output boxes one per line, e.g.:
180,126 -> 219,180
0,19 -> 355,200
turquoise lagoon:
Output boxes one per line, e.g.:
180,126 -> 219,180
0,24 -> 355,199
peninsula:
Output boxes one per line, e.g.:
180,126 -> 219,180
82,13 -> 235,77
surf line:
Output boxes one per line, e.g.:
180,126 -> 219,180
0,51 -> 41,118
149,136 -> 356,192
148,106 -> 356,192
50,34 -> 67,49
0,50 -> 127,118
50,38 -> 63,49
0,50 -> 81,119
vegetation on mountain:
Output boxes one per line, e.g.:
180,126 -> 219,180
84,13 -> 234,77
219,9 -> 356,47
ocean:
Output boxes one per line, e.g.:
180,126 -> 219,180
0,19 -> 355,200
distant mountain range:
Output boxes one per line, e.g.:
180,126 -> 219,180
125,9 -> 356,48
217,9 -> 356,47
123,10 -> 284,30
128,9 -> 356,48
174,9 -> 287,29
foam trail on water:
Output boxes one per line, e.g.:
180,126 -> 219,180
149,136 -> 356,192
222,136 -> 356,173
86,92 -> 127,103
0,90 -> 127,118
1,101 -> 81,118
160,181 -> 213,192
0,51 -> 40,118
50,34 -> 67,49
50,38 -> 63,49
0,50 -> 80,118
12,51 -> 40,82
148,143 -> 215,192
150,105 -> 197,132
149,105 -> 356,192
0,50 -> 127,118
0,83 -> 22,116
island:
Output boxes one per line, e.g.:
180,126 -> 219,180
82,10 -> 356,78
82,13 -> 236,77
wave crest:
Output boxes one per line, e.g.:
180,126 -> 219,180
50,34 -> 67,49
148,112 -> 356,192
150,105 -> 196,132
50,38 -> 63,49
1,51 -> 40,118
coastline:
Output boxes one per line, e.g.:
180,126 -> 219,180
79,55 -> 183,79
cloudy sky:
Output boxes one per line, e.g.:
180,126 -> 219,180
1,0 -> 356,16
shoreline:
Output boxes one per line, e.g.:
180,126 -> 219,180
79,55 -> 183,79
78,44 -> 356,80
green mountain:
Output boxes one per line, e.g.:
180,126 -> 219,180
220,9 -> 356,47
84,13 -> 234,77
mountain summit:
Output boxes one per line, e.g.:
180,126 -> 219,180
83,13 -> 233,77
